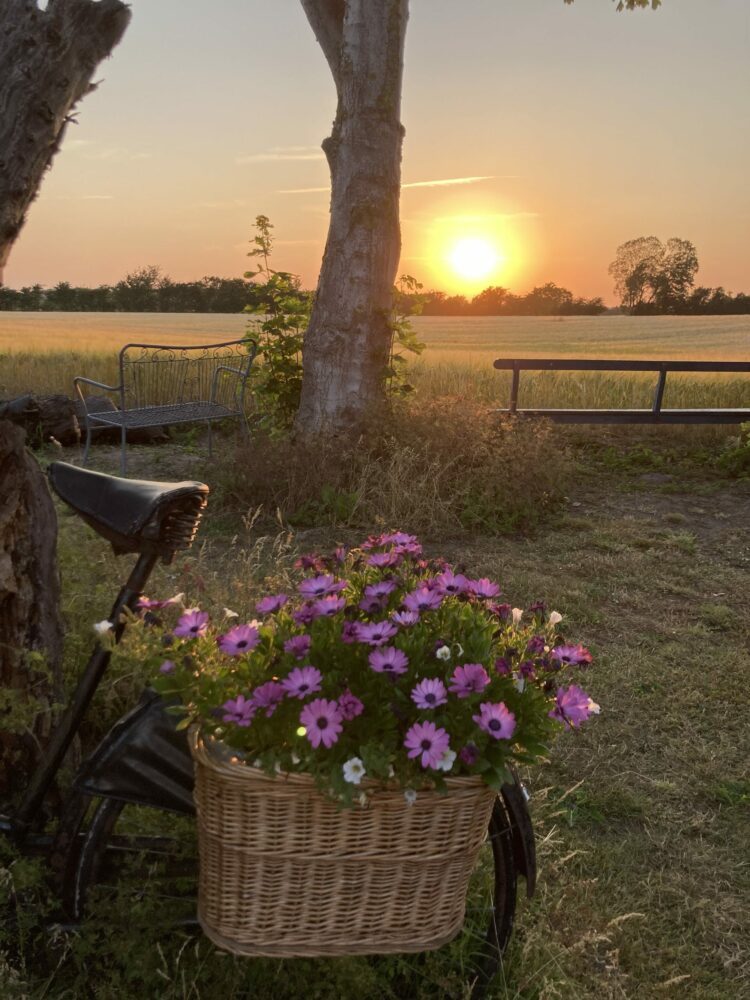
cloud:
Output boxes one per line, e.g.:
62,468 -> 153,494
278,175 -> 511,194
236,145 -> 324,165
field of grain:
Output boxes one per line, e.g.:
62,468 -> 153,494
1,312 -> 748,413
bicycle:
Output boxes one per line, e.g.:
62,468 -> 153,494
0,460 -> 537,999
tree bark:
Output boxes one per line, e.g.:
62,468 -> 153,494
0,0 -> 131,284
0,422 -> 63,801
295,0 -> 409,435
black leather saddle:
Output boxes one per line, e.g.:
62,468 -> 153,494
48,462 -> 209,558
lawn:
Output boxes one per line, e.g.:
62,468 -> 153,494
2,421 -> 748,1000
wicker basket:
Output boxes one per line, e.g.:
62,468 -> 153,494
189,729 -> 497,957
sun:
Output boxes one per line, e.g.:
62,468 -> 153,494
448,237 -> 499,281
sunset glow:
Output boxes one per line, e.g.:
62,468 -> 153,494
448,238 -> 500,281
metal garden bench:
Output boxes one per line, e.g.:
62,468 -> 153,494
74,339 -> 258,474
493,358 -> 750,424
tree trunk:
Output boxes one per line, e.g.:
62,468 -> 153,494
0,0 -> 131,284
295,0 -> 409,435
0,422 -> 63,802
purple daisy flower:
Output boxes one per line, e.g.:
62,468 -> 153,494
251,680 -> 286,717
367,551 -> 402,568
354,620 -> 399,646
333,546 -> 348,564
403,587 -> 443,614
404,721 -> 451,770
256,593 -> 288,615
159,659 -> 175,674
490,603 -> 512,622
459,742 -> 480,765
300,698 -> 343,749
391,610 -> 419,627
312,595 -> 347,618
173,609 -> 209,639
138,593 -> 183,611
519,659 -> 536,680
473,702 -> 516,740
434,571 -> 470,596
526,635 -> 546,655
380,531 -> 418,546
448,663 -> 490,698
282,665 -> 323,700
217,623 -> 260,657
549,685 -> 600,728
394,541 -> 423,558
365,580 -> 397,598
411,678 -> 448,710
341,621 -> 359,644
466,578 -> 501,599
358,594 -> 387,614
527,600 -> 547,615
298,574 -> 338,599
295,554 -> 325,571
551,644 -> 593,667
368,646 -> 409,675
221,694 -> 256,727
284,634 -> 312,660
293,604 -> 317,626
338,689 -> 364,720
494,657 -> 512,675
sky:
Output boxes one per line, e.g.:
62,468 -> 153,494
6,0 -> 750,304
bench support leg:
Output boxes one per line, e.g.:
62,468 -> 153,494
81,419 -> 92,468
120,425 -> 127,477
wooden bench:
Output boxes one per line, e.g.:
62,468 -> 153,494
75,339 -> 258,474
493,359 -> 750,424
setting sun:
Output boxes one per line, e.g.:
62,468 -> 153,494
448,237 -> 499,281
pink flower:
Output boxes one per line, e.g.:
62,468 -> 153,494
159,660 -> 175,674
354,620 -> 399,646
221,694 -> 256,727
411,678 -> 448,709
299,575 -> 342,599
380,532 -> 418,546
256,593 -> 288,615
311,595 -> 346,618
551,644 -> 593,667
284,634 -> 312,659
549,685 -> 600,728
300,699 -> 343,749
173,610 -> 209,638
466,578 -> 501,599
338,689 -> 364,720
434,571 -> 469,596
281,665 -> 322,700
251,681 -> 285,717
403,587 -> 443,614
473,702 -> 516,740
365,580 -> 397,599
404,721 -> 451,770
367,551 -> 402,568
217,623 -> 260,656
368,646 -> 409,675
137,593 -> 183,611
448,663 -> 490,698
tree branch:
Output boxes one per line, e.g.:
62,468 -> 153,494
299,0 -> 345,88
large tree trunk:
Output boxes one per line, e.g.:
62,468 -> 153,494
0,422 -> 63,802
295,0 -> 409,435
0,0 -> 131,284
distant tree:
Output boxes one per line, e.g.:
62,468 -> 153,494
471,286 -> 511,315
609,236 -> 698,312
114,265 -> 165,312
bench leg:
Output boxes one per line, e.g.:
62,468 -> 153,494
81,419 -> 92,468
120,425 -> 127,476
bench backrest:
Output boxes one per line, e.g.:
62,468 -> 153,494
118,339 -> 256,410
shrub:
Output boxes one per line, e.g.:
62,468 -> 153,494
216,397 -> 571,535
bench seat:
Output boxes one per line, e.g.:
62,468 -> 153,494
88,402 -> 236,429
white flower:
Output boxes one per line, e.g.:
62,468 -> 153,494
291,753 -> 301,765
455,643 -> 464,657
548,611 -> 563,627
387,766 -> 395,778
435,645 -> 451,661
343,757 -> 366,785
223,606 -> 239,619
515,676 -> 526,694
588,698 -> 601,715
93,620 -> 113,635
512,607 -> 523,626
357,792 -> 368,807
435,749 -> 457,773
404,789 -> 417,806
166,592 -> 185,606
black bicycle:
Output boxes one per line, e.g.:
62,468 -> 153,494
0,461 -> 536,998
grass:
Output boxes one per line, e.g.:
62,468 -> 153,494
2,420 -> 749,999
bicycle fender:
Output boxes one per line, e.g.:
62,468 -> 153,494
74,688 -> 195,815
500,775 -> 537,898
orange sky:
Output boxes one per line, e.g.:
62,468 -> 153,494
6,0 -> 749,304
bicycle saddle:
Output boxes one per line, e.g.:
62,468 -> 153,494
48,462 -> 209,559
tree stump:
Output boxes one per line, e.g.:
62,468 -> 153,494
0,421 -> 63,803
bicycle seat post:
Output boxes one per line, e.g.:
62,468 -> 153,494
7,463 -> 208,843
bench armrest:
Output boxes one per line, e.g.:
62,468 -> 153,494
210,364 -> 254,403
74,376 -> 123,411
